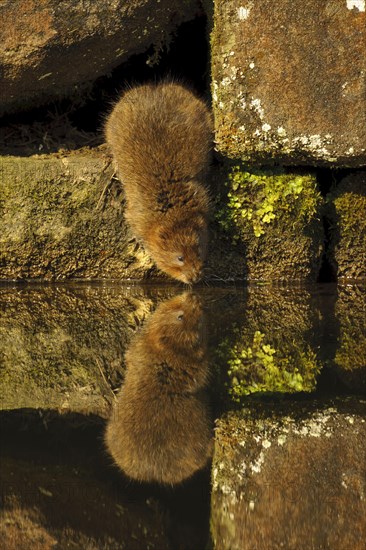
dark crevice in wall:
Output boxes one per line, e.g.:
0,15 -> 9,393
316,168 -> 337,283
69,13 -> 210,135
318,215 -> 335,283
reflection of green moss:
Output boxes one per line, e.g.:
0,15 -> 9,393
219,330 -> 320,401
216,166 -> 320,240
335,286 -> 366,372
335,333 -> 366,371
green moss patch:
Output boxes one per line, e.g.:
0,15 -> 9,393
214,165 -> 324,281
222,330 -> 320,400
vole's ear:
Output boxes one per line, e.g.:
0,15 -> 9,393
159,229 -> 169,241
194,215 -> 206,229
151,222 -> 168,242
149,224 -> 167,241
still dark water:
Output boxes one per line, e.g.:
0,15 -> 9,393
0,282 -> 365,549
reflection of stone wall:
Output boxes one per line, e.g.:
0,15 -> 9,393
214,286 -> 321,400
211,399 -> 366,550
0,285 -> 174,416
334,285 -> 366,392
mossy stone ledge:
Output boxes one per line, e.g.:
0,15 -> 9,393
333,285 -> 366,393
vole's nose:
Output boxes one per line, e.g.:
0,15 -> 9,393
186,268 -> 202,285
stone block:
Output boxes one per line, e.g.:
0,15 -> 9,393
212,0 -> 366,166
0,0 -> 200,116
334,285 -> 366,392
0,147 -> 157,280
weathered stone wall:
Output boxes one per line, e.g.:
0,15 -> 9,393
1,1 -> 365,282
334,285 -> 366,392
0,147 -> 326,282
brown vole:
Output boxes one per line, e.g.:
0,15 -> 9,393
105,292 -> 213,485
105,82 -> 212,283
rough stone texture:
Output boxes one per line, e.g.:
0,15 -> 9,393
213,285 -> 322,402
326,172 -> 366,280
211,0 -> 366,166
334,285 -> 366,393
0,0 -> 200,116
0,284 -> 175,416
211,165 -> 324,281
0,147 -> 162,280
211,399 -> 366,550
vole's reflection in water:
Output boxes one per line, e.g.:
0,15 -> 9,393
105,292 -> 213,485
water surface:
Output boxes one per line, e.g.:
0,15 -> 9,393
1,282 -> 365,548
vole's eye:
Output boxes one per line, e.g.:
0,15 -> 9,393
177,256 -> 184,263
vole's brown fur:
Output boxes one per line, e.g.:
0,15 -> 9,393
105,292 -> 212,484
105,82 -> 212,283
